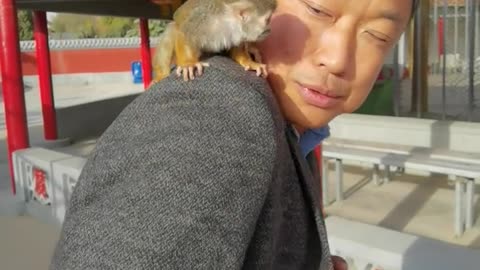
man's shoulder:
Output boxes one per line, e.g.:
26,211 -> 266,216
149,56 -> 277,106
87,55 -> 286,172
123,56 -> 285,129
50,60 -> 287,270
100,56 -> 286,146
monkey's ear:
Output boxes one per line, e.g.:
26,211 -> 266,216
225,0 -> 254,21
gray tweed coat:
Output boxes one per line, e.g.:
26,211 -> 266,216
49,56 -> 333,270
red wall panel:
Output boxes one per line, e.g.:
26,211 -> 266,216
15,48 -> 156,76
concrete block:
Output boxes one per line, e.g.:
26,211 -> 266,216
12,148 -> 73,226
12,148 -> 87,226
51,157 -> 86,224
13,148 -> 73,205
326,216 -> 480,270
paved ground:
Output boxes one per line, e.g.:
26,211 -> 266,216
0,216 -> 60,270
324,164 -> 480,250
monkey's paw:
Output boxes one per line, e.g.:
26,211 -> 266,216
248,46 -> 263,63
175,62 -> 210,81
243,62 -> 268,78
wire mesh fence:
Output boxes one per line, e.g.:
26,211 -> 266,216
396,0 -> 479,122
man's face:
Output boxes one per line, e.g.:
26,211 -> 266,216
258,0 -> 412,130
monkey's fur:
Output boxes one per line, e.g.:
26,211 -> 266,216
151,0 -> 276,82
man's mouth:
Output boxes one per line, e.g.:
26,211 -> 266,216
295,82 -> 343,109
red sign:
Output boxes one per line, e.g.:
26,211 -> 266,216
33,167 -> 49,201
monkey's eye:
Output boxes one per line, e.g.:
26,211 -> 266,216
260,12 -> 272,26
265,15 -> 272,24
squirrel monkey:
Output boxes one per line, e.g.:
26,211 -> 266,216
151,0 -> 276,82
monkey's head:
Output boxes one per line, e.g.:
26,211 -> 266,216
225,0 -> 276,43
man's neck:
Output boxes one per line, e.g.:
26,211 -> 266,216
292,124 -> 306,137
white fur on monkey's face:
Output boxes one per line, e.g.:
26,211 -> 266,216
241,10 -> 272,42
200,1 -> 273,52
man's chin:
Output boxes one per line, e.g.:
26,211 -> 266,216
275,94 -> 340,130
303,107 -> 339,127
287,110 -> 336,131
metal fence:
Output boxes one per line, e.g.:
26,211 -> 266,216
396,0 -> 479,122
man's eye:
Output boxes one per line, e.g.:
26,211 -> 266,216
304,1 -> 332,18
366,31 -> 389,43
308,6 -> 328,16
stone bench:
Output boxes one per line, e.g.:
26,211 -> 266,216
325,216 -> 480,270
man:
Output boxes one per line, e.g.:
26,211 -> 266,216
50,0 -> 416,269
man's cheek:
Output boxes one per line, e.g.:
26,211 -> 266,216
343,87 -> 373,113
266,14 -> 311,64
343,67 -> 383,113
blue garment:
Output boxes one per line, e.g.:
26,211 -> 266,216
298,126 -> 330,157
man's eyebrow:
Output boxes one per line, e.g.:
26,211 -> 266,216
377,9 -> 404,24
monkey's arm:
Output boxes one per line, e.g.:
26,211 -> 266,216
174,27 -> 209,81
229,43 -> 268,78
152,20 -> 209,83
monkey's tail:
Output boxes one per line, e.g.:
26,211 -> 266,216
152,22 -> 177,82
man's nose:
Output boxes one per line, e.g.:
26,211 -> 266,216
312,25 -> 354,76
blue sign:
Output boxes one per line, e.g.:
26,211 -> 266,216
131,61 -> 143,84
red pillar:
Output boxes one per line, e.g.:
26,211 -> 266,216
437,17 -> 445,57
313,145 -> 324,216
139,18 -> 152,89
0,0 -> 30,194
33,10 -> 57,140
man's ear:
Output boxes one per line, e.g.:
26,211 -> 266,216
225,0 -> 254,21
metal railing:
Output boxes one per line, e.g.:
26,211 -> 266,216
19,37 -> 162,51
